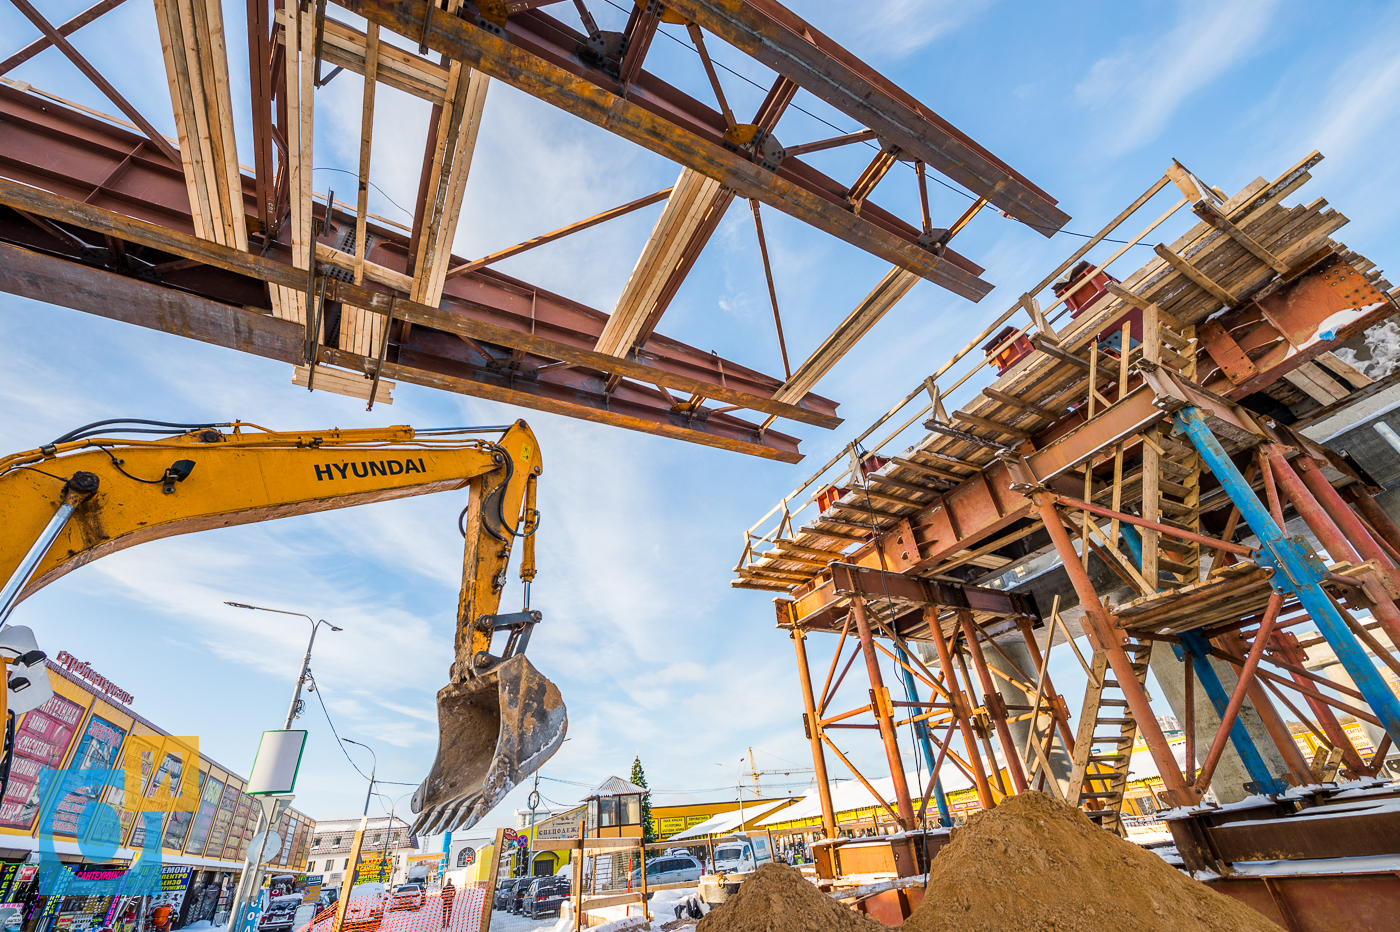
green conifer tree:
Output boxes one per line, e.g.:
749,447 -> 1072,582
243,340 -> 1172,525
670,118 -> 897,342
630,754 -> 656,844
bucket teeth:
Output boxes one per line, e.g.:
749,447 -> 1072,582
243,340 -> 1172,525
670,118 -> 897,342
412,653 -> 567,834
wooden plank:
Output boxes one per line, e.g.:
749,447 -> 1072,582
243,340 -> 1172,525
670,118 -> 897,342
774,267 -> 918,403
952,411 -> 1033,441
1318,351 -> 1374,388
981,387 -> 1059,420
1153,243 -> 1237,306
582,893 -> 644,910
287,12 -> 450,102
293,364 -> 395,402
1284,362 -> 1348,405
412,64 -> 490,308
1193,202 -> 1289,274
316,243 -> 413,293
597,167 -> 725,356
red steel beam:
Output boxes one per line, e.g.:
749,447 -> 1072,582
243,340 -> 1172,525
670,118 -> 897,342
0,89 -> 839,461
0,85 -> 836,419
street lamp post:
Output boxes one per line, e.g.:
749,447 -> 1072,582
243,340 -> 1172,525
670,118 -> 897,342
222,602 -> 341,931
224,602 -> 343,728
343,739 -> 378,816
343,740 -> 381,883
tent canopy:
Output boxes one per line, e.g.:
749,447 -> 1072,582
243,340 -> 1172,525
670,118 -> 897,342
668,799 -> 796,840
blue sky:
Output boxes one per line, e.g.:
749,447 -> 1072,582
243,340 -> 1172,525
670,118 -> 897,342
2,0 -> 1399,829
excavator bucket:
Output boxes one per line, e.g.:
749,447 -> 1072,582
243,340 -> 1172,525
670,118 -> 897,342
411,654 -> 567,834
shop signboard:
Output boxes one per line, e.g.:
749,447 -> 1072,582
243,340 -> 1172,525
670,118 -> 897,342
356,853 -> 390,882
0,902 -> 22,932
0,694 -> 85,830
50,714 -> 129,839
235,902 -> 260,932
161,866 -> 192,893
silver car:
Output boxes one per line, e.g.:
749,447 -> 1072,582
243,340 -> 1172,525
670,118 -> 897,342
627,855 -> 703,890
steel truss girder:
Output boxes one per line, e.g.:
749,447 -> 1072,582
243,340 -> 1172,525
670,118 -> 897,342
663,0 -> 1069,237
340,0 -> 997,300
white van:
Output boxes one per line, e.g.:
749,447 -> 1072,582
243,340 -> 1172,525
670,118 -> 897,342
711,836 -> 772,874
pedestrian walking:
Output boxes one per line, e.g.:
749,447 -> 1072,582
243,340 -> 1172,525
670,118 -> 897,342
440,878 -> 456,929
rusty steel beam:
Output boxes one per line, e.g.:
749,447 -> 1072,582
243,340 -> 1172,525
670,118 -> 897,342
663,0 -> 1069,237
0,241 -> 302,361
0,86 -> 835,413
785,562 -> 1034,630
1198,253 -> 1399,398
340,0 -> 995,300
0,233 -> 814,461
0,89 -> 840,460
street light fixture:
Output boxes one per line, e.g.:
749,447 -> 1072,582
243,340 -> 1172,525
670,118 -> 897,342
224,602 -> 342,729
342,738 -> 379,817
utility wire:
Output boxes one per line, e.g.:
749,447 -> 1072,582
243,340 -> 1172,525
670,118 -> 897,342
311,167 -> 414,218
308,672 -> 419,786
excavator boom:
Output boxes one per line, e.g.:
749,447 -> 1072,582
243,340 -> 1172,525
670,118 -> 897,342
0,418 -> 565,833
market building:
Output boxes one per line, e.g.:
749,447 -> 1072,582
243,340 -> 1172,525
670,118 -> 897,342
0,657 -> 316,932
308,816 -> 416,887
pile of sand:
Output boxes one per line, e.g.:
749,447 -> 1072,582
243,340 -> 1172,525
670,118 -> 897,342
696,864 -> 884,932
697,795 -> 1281,932
902,792 -> 1280,932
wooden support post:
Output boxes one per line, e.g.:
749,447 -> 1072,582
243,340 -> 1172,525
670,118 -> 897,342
331,818 -> 368,932
479,828 -> 506,932
573,821 -> 584,932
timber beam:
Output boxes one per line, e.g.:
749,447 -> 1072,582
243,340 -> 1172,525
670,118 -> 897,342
339,0 -> 996,299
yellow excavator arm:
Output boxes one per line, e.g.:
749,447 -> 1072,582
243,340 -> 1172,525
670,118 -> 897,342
0,418 -> 565,832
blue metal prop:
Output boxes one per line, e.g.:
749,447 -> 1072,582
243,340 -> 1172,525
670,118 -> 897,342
1173,405 -> 1400,744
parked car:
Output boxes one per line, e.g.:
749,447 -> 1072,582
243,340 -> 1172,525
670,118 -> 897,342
508,880 -> 532,914
494,878 -> 526,911
389,883 -> 425,911
260,895 -> 306,932
524,876 -> 572,919
626,855 -> 704,890
340,894 -> 385,932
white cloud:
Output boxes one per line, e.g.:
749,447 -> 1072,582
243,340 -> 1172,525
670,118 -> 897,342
1074,0 -> 1280,155
858,0 -> 997,59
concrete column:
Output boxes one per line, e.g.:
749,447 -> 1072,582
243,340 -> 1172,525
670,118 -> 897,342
983,635 -> 1073,790
1149,643 -> 1292,803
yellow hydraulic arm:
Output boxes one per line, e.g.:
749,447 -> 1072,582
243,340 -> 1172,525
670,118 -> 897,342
0,417 -> 564,832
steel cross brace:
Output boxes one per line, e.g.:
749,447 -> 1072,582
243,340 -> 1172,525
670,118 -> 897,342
1173,634 -> 1288,795
1174,405 -> 1400,745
